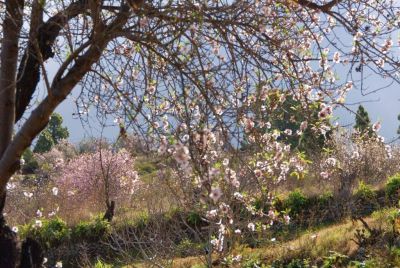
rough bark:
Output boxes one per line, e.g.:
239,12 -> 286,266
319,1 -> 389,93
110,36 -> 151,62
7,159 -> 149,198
0,0 -> 24,158
0,0 -> 25,266
103,200 -> 116,222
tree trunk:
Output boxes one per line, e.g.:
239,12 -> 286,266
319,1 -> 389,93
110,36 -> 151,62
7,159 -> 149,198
0,2 -> 132,266
0,0 -> 24,266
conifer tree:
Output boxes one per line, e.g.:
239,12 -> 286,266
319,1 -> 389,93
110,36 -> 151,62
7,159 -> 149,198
354,105 -> 371,134
33,113 -> 69,153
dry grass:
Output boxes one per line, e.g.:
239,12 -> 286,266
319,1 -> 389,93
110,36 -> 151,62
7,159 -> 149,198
153,214 -> 391,268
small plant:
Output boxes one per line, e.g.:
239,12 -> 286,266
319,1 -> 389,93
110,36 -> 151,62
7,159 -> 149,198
134,211 -> 150,229
186,211 -> 202,226
350,259 -> 378,268
136,160 -> 157,175
242,254 -> 267,268
386,173 -> 400,200
94,259 -> 113,268
322,251 -> 349,268
287,258 -> 311,268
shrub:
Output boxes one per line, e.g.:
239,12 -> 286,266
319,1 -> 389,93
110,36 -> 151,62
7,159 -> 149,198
318,191 -> 334,205
353,181 -> 377,216
133,211 -> 150,229
386,173 -> 400,199
21,148 -> 39,174
322,251 -> 349,268
287,258 -> 310,268
71,217 -> 111,242
136,160 -> 157,175
354,181 -> 376,200
20,217 -> 70,249
285,189 -> 309,216
242,254 -> 264,268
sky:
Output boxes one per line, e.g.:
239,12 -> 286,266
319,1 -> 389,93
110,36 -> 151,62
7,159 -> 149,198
334,85 -> 400,142
336,82 -> 400,143
56,91 -> 120,143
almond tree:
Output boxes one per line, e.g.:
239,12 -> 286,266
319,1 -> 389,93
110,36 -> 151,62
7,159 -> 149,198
0,0 -> 399,265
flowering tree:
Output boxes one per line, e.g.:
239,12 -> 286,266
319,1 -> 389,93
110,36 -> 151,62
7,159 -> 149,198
54,148 -> 139,216
0,0 -> 400,265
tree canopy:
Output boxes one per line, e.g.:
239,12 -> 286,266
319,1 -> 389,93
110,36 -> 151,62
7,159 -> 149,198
0,0 -> 400,265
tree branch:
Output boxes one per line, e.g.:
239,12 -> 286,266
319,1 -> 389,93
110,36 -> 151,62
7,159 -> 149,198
15,0 -> 88,122
296,0 -> 342,12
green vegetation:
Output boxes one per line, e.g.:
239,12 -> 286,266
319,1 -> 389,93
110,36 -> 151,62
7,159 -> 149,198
34,113 -> 69,153
71,217 -> 111,242
20,217 -> 69,249
21,148 -> 39,173
386,173 -> 400,199
284,189 -> 308,216
354,105 -> 372,134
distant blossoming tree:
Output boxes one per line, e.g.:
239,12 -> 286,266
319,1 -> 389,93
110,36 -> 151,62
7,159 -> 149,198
55,148 -> 139,214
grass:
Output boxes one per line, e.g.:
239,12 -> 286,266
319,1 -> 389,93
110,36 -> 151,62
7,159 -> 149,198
143,208 -> 398,268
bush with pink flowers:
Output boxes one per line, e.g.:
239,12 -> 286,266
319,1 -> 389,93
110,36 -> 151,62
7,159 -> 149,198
54,148 -> 140,217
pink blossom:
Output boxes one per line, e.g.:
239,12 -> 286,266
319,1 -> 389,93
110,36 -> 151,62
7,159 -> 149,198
333,52 -> 341,63
55,149 -> 139,208
320,171 -> 329,179
247,222 -> 255,232
209,187 -> 222,203
318,105 -> 333,118
372,121 -> 381,132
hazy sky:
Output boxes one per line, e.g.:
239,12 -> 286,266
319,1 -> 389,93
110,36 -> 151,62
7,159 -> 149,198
337,85 -> 400,142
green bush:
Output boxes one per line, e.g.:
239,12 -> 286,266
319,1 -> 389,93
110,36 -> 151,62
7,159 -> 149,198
253,195 -> 273,213
317,191 -> 334,205
349,259 -> 379,268
242,254 -> 265,268
322,251 -> 349,268
386,173 -> 400,199
71,217 -> 111,242
353,181 -> 377,216
354,181 -> 376,200
285,189 -> 309,216
20,217 -> 70,249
